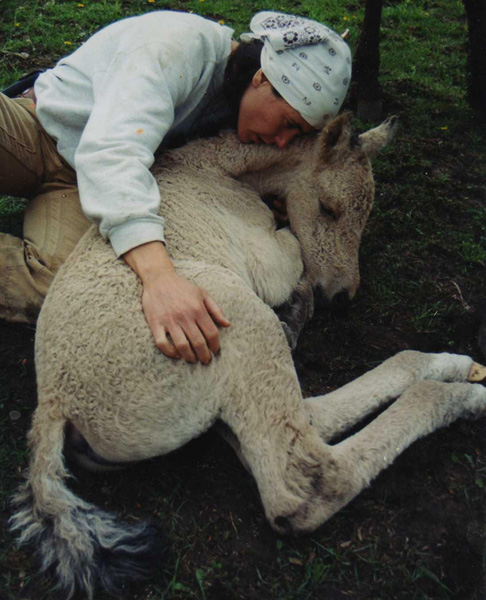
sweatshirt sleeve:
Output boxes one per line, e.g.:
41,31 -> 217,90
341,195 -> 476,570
74,41 -> 195,257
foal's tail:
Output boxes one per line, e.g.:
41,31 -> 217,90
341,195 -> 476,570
10,405 -> 163,599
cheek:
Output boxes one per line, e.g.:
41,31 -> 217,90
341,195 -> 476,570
237,93 -> 259,133
236,116 -> 245,141
249,104 -> 278,136
237,104 -> 250,141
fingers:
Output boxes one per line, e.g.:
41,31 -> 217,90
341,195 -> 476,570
271,198 -> 289,225
155,324 -> 206,365
154,317 -> 221,365
181,322 -> 212,365
272,198 -> 286,213
167,294 -> 230,364
196,309 -> 223,357
154,327 -> 182,360
204,295 -> 231,328
166,324 -> 200,364
142,275 -> 231,365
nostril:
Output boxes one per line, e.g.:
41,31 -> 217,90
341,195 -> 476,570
331,289 -> 350,315
332,289 -> 350,306
274,516 -> 293,534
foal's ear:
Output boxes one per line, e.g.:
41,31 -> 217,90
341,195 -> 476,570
318,112 -> 353,162
358,115 -> 398,157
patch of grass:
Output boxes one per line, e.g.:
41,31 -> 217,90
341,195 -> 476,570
0,196 -> 26,216
458,236 -> 486,264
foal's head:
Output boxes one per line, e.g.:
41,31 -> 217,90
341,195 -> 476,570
287,112 -> 397,307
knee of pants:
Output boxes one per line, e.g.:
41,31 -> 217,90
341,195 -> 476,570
0,233 -> 54,323
23,186 -> 91,272
0,95 -> 44,197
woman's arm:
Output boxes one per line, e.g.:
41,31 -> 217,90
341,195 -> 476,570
123,241 -> 230,364
72,27 -> 233,363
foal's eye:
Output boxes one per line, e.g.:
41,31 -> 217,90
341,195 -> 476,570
319,203 -> 338,220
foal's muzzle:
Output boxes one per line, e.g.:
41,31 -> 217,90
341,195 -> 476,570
314,286 -> 350,315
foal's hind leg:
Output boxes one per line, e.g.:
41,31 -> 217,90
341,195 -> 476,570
304,351 -> 479,442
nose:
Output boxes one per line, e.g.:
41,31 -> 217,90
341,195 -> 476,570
313,285 -> 330,310
274,129 -> 298,149
314,286 -> 351,314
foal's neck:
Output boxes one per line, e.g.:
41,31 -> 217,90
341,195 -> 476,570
237,135 -> 315,197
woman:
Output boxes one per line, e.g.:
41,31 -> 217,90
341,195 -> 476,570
0,10 -> 351,363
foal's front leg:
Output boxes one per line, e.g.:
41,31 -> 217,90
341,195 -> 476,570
304,351 -> 483,442
219,352 -> 483,475
298,376 -> 486,528
331,379 -> 486,507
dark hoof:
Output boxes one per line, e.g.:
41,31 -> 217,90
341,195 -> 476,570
281,321 -> 299,351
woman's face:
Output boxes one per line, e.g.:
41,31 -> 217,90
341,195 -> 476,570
238,70 -> 316,148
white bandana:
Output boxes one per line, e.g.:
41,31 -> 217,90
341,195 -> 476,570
241,12 -> 352,128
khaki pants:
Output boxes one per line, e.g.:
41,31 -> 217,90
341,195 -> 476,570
0,93 -> 90,323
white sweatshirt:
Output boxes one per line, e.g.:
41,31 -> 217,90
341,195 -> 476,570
34,11 -> 234,257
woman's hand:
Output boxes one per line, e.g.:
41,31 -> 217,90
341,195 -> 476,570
270,197 -> 289,226
142,270 -> 230,364
123,241 -> 230,364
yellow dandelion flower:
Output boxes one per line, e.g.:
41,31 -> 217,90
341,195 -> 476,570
148,0 -> 155,3
343,16 -> 349,21
64,41 -> 72,45
218,19 -> 225,25
441,126 -> 448,130
77,3 -> 84,6
15,22 -> 20,27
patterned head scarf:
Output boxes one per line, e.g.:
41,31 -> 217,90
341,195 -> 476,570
241,12 -> 352,128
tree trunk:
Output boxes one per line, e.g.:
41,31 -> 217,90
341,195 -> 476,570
462,0 -> 486,116
353,0 -> 383,121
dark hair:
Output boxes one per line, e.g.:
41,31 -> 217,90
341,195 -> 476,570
223,40 -> 264,115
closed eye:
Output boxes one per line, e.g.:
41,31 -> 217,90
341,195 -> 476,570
319,203 -> 338,220
286,121 -> 303,133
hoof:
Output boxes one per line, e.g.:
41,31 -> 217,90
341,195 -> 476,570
280,321 -> 298,352
468,362 -> 486,383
